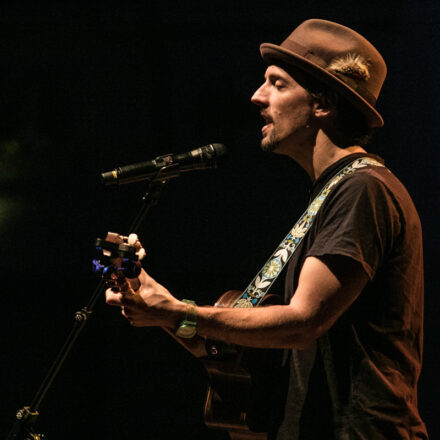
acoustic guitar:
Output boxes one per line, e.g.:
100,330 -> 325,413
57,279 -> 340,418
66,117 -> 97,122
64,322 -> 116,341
94,232 -> 283,440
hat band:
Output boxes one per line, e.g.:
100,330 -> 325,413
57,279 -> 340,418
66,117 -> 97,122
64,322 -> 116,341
282,39 -> 327,67
281,39 -> 377,106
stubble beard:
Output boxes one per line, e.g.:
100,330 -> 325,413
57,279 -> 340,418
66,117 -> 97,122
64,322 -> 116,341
260,127 -> 279,153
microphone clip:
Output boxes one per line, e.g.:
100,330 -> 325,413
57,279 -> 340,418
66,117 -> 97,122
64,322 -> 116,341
150,162 -> 182,182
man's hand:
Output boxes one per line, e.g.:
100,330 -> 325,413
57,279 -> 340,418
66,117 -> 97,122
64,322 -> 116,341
105,269 -> 184,328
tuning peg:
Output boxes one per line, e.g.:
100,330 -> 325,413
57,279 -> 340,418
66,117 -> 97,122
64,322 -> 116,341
137,247 -> 146,260
127,233 -> 138,246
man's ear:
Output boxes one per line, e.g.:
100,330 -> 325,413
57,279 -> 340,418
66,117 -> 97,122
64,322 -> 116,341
312,97 -> 334,119
314,106 -> 332,118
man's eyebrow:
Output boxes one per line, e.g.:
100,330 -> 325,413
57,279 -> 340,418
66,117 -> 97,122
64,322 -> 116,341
266,71 -> 289,82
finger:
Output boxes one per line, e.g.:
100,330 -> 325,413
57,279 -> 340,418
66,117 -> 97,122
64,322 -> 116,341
127,277 -> 141,292
105,289 -> 124,306
121,307 -> 135,326
119,293 -> 137,307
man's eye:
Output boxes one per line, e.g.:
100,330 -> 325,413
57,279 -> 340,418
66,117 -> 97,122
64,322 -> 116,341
274,81 -> 285,89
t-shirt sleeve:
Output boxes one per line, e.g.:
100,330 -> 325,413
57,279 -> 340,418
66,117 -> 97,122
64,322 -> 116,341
307,172 -> 401,279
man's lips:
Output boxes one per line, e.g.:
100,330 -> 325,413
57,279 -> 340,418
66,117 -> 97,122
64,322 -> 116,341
260,113 -> 273,134
260,112 -> 272,122
262,122 -> 272,134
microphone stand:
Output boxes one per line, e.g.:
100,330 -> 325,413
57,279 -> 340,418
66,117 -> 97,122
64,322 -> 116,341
6,166 -> 178,440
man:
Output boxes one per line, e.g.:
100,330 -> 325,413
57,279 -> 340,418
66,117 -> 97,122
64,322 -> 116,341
106,19 -> 428,439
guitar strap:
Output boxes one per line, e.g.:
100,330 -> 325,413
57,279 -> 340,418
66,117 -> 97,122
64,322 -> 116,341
233,156 -> 385,308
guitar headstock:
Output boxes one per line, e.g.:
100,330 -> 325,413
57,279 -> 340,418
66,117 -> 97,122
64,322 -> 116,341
93,232 -> 146,284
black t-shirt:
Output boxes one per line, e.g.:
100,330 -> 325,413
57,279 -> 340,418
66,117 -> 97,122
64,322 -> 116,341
272,154 -> 428,440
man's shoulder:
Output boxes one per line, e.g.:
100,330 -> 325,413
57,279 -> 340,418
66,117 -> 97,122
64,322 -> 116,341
330,160 -> 421,228
336,159 -> 407,198
330,160 -> 393,199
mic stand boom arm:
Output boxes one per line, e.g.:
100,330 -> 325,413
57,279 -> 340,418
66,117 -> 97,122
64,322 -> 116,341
6,166 -> 176,440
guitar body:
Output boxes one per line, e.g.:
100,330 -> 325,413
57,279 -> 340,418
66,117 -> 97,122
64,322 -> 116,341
202,290 -> 283,440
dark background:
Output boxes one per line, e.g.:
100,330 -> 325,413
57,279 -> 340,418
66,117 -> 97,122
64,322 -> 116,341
1,2 -> 438,439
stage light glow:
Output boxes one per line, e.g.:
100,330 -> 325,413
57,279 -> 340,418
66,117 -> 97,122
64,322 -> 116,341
0,196 -> 24,231
3,139 -> 20,155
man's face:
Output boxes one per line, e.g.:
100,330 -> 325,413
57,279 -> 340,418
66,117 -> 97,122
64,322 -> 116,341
251,65 -> 314,153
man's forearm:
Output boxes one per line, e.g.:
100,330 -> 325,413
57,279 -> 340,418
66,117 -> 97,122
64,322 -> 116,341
194,304 -> 315,350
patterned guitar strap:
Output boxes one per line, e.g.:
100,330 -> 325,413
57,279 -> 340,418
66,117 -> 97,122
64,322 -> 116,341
233,156 -> 385,308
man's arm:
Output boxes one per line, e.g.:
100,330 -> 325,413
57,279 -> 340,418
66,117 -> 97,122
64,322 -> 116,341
106,255 -> 369,350
195,255 -> 369,349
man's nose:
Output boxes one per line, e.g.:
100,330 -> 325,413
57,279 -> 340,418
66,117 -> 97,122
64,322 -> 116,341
251,84 -> 267,107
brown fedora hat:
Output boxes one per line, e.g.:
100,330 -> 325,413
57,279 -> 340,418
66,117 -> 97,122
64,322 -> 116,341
260,19 -> 387,127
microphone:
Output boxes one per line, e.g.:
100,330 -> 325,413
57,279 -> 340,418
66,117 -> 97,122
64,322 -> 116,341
101,143 -> 227,185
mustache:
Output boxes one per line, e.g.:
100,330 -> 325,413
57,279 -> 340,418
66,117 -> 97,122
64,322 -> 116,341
260,111 -> 273,122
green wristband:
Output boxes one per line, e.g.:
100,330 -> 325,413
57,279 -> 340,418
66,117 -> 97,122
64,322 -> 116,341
175,299 -> 197,338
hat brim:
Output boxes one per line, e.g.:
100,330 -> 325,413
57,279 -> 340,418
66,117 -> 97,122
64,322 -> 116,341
260,43 -> 384,128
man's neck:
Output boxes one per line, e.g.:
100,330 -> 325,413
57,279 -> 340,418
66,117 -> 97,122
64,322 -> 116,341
278,131 -> 367,182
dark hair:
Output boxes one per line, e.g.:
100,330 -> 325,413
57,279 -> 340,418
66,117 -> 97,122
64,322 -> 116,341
307,86 -> 374,147
276,61 -> 374,147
